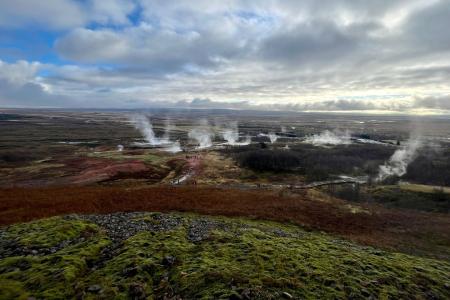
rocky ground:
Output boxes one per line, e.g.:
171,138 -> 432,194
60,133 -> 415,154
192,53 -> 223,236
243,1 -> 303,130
1,212 -> 449,299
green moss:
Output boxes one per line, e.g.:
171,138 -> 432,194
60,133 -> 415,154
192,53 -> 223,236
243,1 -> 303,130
6,216 -> 98,248
1,214 -> 450,299
0,279 -> 30,300
367,185 -> 450,213
1,218 -> 109,299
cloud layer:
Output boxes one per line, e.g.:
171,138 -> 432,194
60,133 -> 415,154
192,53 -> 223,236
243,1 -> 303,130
1,0 -> 450,113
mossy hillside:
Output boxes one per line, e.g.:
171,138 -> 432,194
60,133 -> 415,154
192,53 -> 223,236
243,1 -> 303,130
0,214 -> 449,299
6,216 -> 99,248
0,235 -> 110,299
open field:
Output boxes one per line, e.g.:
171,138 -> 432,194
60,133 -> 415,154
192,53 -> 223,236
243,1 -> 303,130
1,109 -> 450,299
2,109 -> 450,187
399,182 -> 450,194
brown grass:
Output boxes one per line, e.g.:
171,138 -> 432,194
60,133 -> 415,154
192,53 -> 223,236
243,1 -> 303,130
1,186 -> 449,259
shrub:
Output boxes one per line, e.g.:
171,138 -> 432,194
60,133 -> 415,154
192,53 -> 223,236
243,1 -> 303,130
236,150 -> 301,172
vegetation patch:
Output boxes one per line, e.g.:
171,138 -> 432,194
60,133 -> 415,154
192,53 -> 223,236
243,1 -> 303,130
226,144 -> 395,182
1,213 -> 449,299
5,217 -> 99,248
405,149 -> 450,186
87,150 -> 167,165
324,184 -> 450,213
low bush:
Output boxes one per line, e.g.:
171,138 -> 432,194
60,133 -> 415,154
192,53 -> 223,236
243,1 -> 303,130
236,149 -> 301,172
228,144 -> 395,181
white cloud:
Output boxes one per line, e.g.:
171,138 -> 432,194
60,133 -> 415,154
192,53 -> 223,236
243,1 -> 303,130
0,0 -> 136,29
55,22 -> 248,73
55,28 -> 129,63
0,60 -> 40,85
0,0 -> 85,29
88,0 -> 136,25
1,1 -> 450,113
0,60 -> 66,107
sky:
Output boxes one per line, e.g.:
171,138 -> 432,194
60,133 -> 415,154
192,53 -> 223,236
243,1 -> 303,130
0,0 -> 450,114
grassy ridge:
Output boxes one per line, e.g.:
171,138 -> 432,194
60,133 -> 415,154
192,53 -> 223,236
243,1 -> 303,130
1,213 -> 449,299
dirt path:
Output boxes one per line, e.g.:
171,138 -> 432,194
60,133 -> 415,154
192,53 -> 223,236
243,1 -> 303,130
172,154 -> 203,185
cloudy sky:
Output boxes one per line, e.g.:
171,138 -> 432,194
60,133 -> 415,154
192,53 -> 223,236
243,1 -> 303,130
1,0 -> 450,114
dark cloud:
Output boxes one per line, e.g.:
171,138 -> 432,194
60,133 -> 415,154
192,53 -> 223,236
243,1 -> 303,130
0,0 -> 135,30
414,95 -> 450,110
403,1 -> 450,53
171,98 -> 399,112
55,24 -> 247,74
0,79 -> 64,107
177,98 -> 251,110
260,21 -> 359,67
305,100 -> 377,111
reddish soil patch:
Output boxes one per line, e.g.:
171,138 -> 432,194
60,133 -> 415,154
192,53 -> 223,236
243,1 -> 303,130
69,161 -> 152,185
186,155 -> 202,171
0,186 -> 449,259
2,157 -> 168,187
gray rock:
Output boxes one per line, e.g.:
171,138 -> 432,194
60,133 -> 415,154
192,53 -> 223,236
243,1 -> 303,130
122,266 -> 139,277
162,255 -> 176,267
187,219 -> 229,242
86,284 -> 102,293
128,283 -> 146,300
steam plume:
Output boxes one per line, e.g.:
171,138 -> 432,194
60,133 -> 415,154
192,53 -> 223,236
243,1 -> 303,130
221,122 -> 251,146
305,130 -> 351,146
257,132 -> 278,143
162,119 -> 175,142
268,132 -> 278,143
223,127 -> 239,145
164,141 -> 182,153
376,139 -> 422,182
131,114 -> 181,152
189,120 -> 213,149
131,114 -> 173,145
131,114 -> 161,145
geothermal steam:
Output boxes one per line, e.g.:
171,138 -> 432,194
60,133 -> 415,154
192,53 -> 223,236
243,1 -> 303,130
305,130 -> 351,146
258,132 -> 278,143
223,128 -> 239,144
188,126 -> 213,149
131,114 -> 162,145
162,120 -> 175,142
130,115 -> 181,152
221,122 -> 251,146
165,141 -> 182,153
268,132 -> 278,143
376,139 -> 422,182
